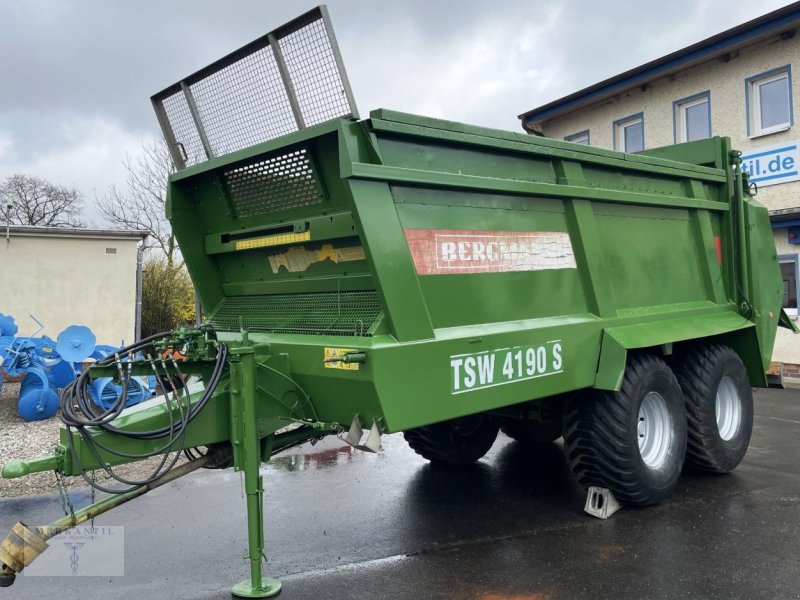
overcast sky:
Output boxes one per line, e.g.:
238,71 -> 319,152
0,0 -> 793,224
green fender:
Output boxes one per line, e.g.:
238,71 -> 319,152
594,310 -> 763,390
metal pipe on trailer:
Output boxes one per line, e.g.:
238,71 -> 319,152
134,236 -> 151,343
0,456 -> 209,587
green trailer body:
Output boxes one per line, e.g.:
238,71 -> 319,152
0,6 -> 793,598
169,108 -> 782,434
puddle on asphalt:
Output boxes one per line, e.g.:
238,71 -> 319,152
268,444 -> 354,472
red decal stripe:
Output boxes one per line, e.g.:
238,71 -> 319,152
713,236 -> 722,265
404,228 -> 576,275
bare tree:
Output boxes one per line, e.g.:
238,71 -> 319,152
97,139 -> 179,266
1,174 -> 85,227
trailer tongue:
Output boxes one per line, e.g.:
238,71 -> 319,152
0,5 -> 792,597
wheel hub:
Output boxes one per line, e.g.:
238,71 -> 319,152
715,376 -> 742,441
637,392 -> 674,470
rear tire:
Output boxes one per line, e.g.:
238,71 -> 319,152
404,414 -> 499,466
501,420 -> 562,444
564,354 -> 687,506
673,344 -> 753,473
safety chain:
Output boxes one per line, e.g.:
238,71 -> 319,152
54,470 -> 76,523
90,470 -> 96,527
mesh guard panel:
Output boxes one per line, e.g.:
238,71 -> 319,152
208,291 -> 384,337
223,147 -> 324,217
161,91 -> 205,166
189,44 -> 297,157
278,13 -> 352,127
151,6 -> 358,170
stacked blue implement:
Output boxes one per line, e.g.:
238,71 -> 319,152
0,313 -> 156,421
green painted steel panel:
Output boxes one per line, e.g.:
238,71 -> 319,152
592,203 -> 707,310
156,112 -> 786,435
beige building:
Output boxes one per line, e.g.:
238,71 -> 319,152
0,226 -> 147,346
520,2 -> 800,371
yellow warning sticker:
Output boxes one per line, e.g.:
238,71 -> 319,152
324,347 -> 360,371
234,231 -> 311,251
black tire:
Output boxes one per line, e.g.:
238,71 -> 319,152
404,414 -> 499,466
500,420 -> 562,444
564,354 -> 687,506
673,344 -> 753,473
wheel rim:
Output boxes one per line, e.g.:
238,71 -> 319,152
715,376 -> 742,441
637,392 -> 674,469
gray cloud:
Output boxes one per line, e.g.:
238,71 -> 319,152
0,0 -> 793,221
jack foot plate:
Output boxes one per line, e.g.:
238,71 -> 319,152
231,577 -> 282,598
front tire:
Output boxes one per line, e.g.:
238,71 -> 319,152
404,414 -> 499,466
673,344 -> 753,473
564,354 -> 687,506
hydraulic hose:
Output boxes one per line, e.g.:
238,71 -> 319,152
59,331 -> 228,493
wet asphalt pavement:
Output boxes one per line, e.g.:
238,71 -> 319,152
2,387 -> 800,599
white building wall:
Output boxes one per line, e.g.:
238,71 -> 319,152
534,32 -> 800,366
538,34 -> 800,202
0,232 -> 141,346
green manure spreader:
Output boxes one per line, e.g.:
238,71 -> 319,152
0,6 -> 794,597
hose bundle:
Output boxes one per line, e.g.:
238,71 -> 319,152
60,331 -> 228,493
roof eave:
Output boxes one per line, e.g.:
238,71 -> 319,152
519,2 -> 800,126
5,226 -> 149,240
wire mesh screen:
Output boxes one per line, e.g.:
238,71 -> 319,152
190,45 -> 298,157
151,6 -> 358,170
160,91 -> 206,166
223,147 -> 325,218
279,12 -> 352,126
209,291 -> 384,336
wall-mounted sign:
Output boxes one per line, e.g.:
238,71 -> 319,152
741,141 -> 800,187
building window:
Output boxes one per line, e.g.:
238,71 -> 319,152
780,254 -> 799,315
613,113 -> 644,152
746,66 -> 793,137
565,130 -> 590,145
673,92 -> 711,143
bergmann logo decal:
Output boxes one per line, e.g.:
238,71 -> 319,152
404,229 -> 577,275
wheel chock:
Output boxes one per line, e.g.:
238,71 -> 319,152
345,416 -> 363,447
360,421 -> 382,453
343,416 -> 382,453
584,486 -> 622,520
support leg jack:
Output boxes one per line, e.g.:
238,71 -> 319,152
230,349 -> 281,598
